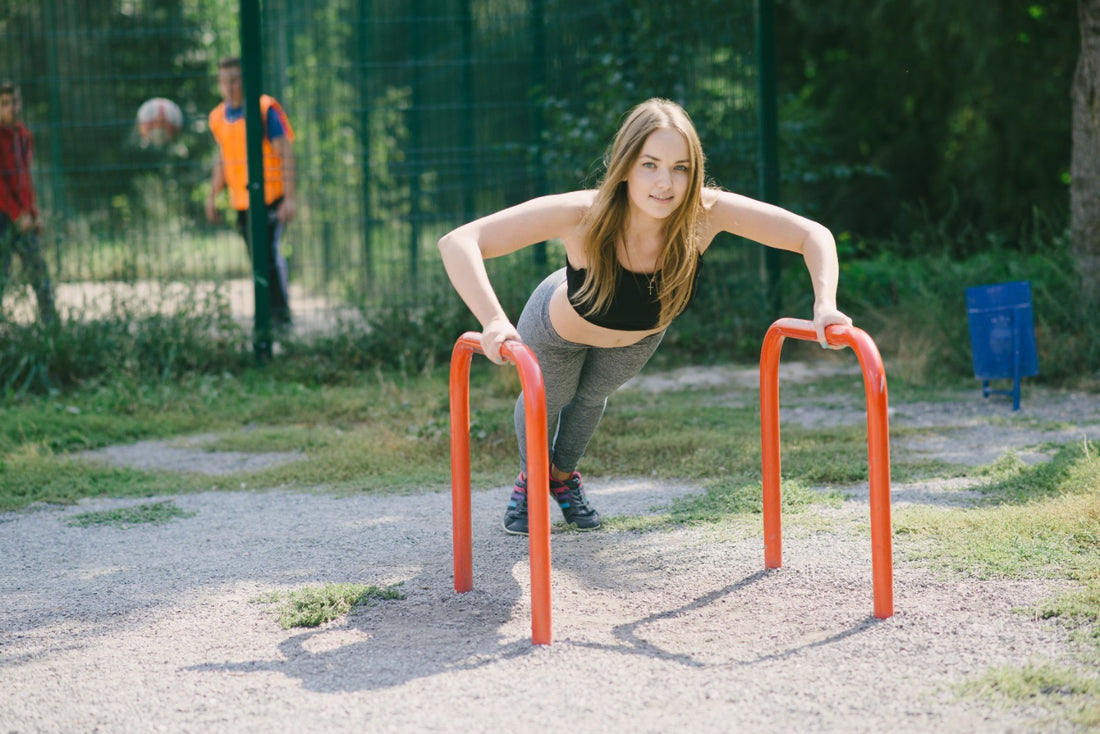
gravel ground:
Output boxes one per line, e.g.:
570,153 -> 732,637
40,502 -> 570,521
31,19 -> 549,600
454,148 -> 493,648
2,363 -> 1099,733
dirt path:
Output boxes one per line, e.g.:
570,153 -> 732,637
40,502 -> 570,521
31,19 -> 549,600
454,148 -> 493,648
2,364 -> 1098,733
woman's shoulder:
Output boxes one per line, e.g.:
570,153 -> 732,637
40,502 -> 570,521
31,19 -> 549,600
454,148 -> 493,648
501,190 -> 595,228
528,190 -> 596,234
698,187 -> 771,237
702,186 -> 774,212
536,189 -> 597,217
701,186 -> 743,210
534,190 -> 596,262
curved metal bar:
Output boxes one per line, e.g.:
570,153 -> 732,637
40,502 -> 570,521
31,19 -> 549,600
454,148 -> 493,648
759,318 -> 893,619
450,332 -> 553,644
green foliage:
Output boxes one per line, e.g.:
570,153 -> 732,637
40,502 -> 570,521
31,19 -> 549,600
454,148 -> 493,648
838,230 -> 1100,385
658,236 -> 775,365
281,297 -> 472,383
3,221 -> 1096,399
3,1 -> 1090,395
2,0 -> 1090,361
776,0 -> 1076,244
0,286 -> 250,394
255,582 -> 405,629
534,0 -> 758,194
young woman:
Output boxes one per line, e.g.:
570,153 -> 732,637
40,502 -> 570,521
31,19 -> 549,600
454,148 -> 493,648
438,98 -> 852,535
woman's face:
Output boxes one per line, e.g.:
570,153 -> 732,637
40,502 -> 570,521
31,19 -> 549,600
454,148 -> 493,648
624,128 -> 691,223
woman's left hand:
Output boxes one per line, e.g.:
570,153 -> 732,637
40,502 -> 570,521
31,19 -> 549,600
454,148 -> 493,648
812,305 -> 853,349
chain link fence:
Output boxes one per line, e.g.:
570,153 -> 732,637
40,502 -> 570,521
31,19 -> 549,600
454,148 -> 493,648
1,0 -> 763,334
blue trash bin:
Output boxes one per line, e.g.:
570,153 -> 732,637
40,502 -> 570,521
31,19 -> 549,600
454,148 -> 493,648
965,281 -> 1038,411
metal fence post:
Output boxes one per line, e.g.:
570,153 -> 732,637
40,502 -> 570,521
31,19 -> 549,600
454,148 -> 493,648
240,0 -> 272,363
755,0 -> 782,322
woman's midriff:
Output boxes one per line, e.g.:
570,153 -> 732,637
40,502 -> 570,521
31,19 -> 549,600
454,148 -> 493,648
547,281 -> 664,348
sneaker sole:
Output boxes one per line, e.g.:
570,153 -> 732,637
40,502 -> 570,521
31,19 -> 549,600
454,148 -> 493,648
502,521 -> 529,536
504,519 -> 603,534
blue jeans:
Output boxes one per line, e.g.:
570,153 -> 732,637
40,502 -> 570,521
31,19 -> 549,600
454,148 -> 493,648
235,200 -> 291,326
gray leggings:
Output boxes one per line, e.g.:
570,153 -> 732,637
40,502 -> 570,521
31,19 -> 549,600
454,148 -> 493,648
514,268 -> 665,475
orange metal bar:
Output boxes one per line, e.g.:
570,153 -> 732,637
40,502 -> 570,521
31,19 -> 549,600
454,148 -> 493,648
759,318 -> 894,619
449,332 -> 553,645
449,338 -> 476,594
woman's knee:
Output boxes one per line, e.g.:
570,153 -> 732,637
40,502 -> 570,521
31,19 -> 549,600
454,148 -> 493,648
568,382 -> 615,408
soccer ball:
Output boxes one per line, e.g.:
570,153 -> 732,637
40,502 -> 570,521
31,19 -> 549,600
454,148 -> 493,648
136,97 -> 183,146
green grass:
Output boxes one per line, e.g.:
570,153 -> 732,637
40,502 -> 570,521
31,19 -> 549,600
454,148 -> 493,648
67,500 -> 196,528
0,369 -> 477,510
0,443 -> 205,512
957,662 -> 1100,731
254,582 -> 406,629
0,366 -> 893,512
609,477 -> 845,532
894,439 -> 1100,717
901,492 -> 1099,580
895,441 -> 1100,582
1031,582 -> 1100,649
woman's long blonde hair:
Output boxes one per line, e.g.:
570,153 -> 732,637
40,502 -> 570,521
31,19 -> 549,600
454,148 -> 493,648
574,98 -> 707,328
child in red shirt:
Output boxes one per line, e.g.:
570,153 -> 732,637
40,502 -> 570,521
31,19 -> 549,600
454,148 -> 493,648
0,81 -> 55,324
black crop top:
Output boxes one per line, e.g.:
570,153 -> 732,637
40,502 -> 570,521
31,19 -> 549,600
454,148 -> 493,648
565,255 -> 702,331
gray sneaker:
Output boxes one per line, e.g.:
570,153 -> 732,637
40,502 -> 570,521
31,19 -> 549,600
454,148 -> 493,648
549,471 -> 601,530
503,473 -> 529,535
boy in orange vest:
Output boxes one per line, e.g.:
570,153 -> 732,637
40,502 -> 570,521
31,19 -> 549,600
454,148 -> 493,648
205,57 -> 296,330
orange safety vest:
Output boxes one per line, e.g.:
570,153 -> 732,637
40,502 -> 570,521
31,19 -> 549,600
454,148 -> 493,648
208,95 -> 295,211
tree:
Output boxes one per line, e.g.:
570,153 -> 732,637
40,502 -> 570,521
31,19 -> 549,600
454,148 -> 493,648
1072,0 -> 1100,308
775,1 -> 1076,250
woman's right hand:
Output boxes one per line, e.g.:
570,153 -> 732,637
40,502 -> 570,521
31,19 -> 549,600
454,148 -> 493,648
481,316 -> 521,364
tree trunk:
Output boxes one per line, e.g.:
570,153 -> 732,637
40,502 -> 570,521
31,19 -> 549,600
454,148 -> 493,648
1071,0 -> 1100,309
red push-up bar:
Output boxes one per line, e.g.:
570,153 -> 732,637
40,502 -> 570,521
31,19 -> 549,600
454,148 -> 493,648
450,319 -> 892,648
449,332 -> 553,645
760,318 -> 894,619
